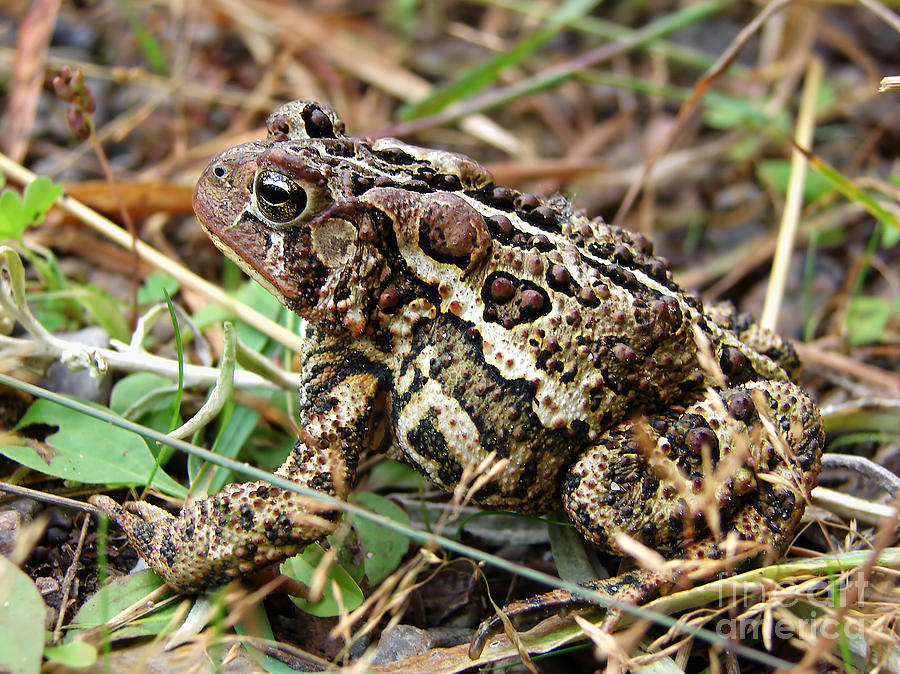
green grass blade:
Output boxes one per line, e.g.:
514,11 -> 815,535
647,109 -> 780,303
798,146 -> 900,232
402,0 -> 602,120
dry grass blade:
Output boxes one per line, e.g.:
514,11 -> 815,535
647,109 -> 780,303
796,343 -> 900,393
761,56 -> 822,331
879,75 -> 900,92
573,613 -> 641,671
857,0 -> 900,34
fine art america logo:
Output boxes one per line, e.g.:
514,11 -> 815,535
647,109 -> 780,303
710,572 -> 869,641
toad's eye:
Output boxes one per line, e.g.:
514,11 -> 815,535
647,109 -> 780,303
254,170 -> 308,224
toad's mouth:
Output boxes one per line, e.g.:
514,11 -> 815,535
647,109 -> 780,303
203,225 -> 294,307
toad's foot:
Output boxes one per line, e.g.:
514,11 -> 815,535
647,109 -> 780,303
468,568 -> 669,659
91,482 -> 340,593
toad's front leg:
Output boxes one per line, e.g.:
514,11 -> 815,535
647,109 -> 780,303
92,366 -> 382,593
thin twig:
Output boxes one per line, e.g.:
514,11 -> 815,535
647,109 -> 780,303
88,133 -> 141,326
821,453 -> 900,496
0,481 -> 98,513
795,342 -> 900,393
52,513 -> 91,643
813,486 -> 898,527
856,0 -> 900,35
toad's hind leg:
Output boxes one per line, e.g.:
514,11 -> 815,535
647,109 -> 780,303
92,365 -> 383,593
470,380 -> 822,658
565,380 -> 822,559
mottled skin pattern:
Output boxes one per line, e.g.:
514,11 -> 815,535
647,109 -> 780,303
91,100 -> 823,656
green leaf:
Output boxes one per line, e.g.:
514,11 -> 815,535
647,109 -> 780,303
548,520 -> 598,584
381,0 -> 419,37
0,556 -> 46,674
363,458 -> 425,492
67,570 -> 174,640
23,246 -> 66,290
234,279 -> 289,352
137,272 -> 180,305
805,153 -> 900,232
112,0 -> 169,75
191,404 -> 260,493
139,406 -> 183,436
234,602 -> 300,674
30,306 -> 67,332
22,176 -> 63,226
110,372 -> 176,416
331,526 -> 366,584
756,159 -> 834,202
350,492 -> 410,585
0,188 -> 26,239
192,300 -> 233,330
844,296 -> 894,346
282,545 -> 364,617
73,286 -> 130,342
704,92 -> 789,133
882,223 -> 900,248
2,399 -> 187,497
43,642 -> 98,668
243,428 -> 294,473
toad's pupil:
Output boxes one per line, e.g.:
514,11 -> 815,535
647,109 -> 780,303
259,180 -> 288,204
255,170 -> 307,222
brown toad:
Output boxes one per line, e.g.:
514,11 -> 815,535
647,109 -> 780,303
92,100 -> 823,652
